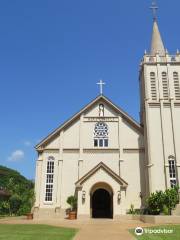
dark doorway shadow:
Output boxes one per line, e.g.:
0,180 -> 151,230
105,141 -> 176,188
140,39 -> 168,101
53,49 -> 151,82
92,188 -> 112,218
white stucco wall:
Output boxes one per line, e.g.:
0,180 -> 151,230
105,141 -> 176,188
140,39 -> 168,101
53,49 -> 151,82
141,55 -> 180,193
34,97 -> 145,218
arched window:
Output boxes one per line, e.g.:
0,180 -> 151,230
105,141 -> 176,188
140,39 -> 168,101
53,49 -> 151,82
150,72 -> 157,100
173,72 -> 180,100
168,156 -> 177,188
162,72 -> 169,100
94,122 -> 108,147
45,156 -> 55,202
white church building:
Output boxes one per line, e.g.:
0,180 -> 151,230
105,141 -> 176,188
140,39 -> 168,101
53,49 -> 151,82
34,16 -> 180,219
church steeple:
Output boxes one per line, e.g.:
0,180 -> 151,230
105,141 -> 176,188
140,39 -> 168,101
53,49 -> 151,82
140,1 -> 180,194
149,1 -> 166,55
150,19 -> 166,55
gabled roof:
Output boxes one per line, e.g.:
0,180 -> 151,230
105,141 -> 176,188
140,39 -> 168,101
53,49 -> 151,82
75,162 -> 128,187
35,95 -> 142,150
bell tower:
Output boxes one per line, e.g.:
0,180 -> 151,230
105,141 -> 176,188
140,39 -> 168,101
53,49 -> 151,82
139,4 -> 180,194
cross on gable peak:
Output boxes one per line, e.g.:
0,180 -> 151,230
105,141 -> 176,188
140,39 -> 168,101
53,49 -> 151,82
97,80 -> 106,95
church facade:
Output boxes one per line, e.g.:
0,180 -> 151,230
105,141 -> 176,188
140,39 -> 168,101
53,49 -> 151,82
34,19 -> 180,219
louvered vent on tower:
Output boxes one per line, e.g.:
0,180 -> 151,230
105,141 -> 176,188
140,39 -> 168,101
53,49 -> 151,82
150,72 -> 157,100
173,72 -> 180,100
162,72 -> 169,100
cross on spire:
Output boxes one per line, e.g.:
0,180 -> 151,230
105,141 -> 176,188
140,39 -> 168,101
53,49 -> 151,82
97,80 -> 105,95
150,0 -> 158,20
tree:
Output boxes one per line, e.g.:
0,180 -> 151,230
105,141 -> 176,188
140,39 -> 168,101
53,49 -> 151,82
0,165 -> 34,216
0,200 -> 10,215
9,194 -> 22,215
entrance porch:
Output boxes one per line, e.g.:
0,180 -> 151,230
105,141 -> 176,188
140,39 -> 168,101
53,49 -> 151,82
75,162 -> 128,219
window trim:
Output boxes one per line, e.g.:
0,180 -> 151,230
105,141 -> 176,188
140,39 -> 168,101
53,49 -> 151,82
168,156 -> 177,188
45,156 -> 55,203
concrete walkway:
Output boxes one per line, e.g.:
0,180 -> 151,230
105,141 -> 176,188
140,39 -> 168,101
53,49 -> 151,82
73,219 -> 137,240
0,216 -> 154,240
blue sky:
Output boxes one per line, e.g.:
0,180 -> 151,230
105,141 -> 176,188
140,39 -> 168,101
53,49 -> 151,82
0,0 -> 180,179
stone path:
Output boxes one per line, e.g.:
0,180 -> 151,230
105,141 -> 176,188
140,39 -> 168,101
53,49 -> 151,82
0,216 -> 154,240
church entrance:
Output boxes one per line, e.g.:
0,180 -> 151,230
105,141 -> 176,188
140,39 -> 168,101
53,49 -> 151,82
91,185 -> 113,218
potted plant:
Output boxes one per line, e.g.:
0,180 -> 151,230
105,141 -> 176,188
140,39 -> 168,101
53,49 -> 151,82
26,188 -> 35,220
66,195 -> 77,220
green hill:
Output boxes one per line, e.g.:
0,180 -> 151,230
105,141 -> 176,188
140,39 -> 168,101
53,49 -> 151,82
0,165 -> 33,189
0,165 -> 34,216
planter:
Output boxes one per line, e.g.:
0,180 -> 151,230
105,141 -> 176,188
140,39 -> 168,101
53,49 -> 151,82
27,213 -> 33,220
69,211 -> 77,220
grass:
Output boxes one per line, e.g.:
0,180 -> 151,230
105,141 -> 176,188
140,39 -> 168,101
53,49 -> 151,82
129,225 -> 180,240
0,224 -> 78,240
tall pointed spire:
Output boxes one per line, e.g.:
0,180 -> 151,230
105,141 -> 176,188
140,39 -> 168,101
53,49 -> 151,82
150,20 -> 165,55
150,1 -> 166,55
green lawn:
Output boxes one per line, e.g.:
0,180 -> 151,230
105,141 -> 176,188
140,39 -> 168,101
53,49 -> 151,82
0,224 -> 78,240
130,225 -> 180,240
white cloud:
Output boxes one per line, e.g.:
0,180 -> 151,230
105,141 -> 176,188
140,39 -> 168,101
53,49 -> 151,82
24,141 -> 31,146
8,150 -> 25,162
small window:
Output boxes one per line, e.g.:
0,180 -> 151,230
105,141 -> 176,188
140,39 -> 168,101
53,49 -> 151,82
94,139 -> 108,147
168,156 -> 177,188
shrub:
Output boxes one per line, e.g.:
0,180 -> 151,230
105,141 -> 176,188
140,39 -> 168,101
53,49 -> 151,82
127,204 -> 136,214
146,191 -> 165,215
66,196 -> 77,211
146,187 -> 179,215
163,188 -> 179,214
19,188 -> 35,215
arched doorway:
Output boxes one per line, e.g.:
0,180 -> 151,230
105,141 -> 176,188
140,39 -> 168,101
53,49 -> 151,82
90,183 -> 113,219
